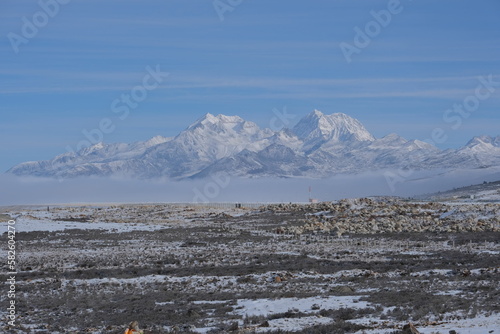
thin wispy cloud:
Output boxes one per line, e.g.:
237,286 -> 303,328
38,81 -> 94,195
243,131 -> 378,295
4,69 -> 497,98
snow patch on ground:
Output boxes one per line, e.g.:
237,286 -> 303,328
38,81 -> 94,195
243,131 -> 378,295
353,313 -> 500,334
232,295 -> 370,317
14,215 -> 166,232
255,316 -> 333,332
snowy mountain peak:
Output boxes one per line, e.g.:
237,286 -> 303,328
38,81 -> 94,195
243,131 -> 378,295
188,113 -> 254,133
198,113 -> 246,124
189,113 -> 216,127
185,113 -> 266,141
311,109 -> 324,117
461,136 -> 500,156
144,135 -> 171,147
382,133 -> 407,142
204,112 -> 216,120
369,133 -> 408,149
79,142 -> 106,156
466,135 -> 500,148
405,139 -> 439,152
292,110 -> 375,149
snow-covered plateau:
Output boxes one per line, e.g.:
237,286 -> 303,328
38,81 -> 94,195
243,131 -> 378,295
1,199 -> 498,333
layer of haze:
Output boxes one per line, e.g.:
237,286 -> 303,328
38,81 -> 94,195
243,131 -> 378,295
2,168 -> 499,206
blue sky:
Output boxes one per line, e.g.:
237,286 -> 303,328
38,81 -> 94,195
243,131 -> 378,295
1,0 -> 499,173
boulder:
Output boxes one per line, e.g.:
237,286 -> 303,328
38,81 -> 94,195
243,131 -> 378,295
402,322 -> 420,334
259,321 -> 270,327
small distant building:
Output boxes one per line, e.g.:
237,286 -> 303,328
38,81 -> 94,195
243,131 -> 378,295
308,186 -> 319,203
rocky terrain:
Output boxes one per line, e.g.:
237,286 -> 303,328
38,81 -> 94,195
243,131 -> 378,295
268,198 -> 500,235
1,199 -> 499,333
419,180 -> 500,203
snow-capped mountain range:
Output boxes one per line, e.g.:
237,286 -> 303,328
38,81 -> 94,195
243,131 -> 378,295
7,110 -> 500,179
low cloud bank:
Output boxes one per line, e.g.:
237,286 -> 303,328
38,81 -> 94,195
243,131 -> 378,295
1,168 -> 499,206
